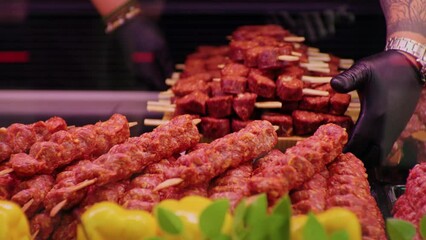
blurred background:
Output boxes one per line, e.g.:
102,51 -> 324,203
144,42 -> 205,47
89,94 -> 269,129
0,0 -> 385,90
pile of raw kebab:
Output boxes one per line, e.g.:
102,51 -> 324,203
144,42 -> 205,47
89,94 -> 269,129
147,24 -> 357,139
1,113 -> 386,240
2,24 -> 423,240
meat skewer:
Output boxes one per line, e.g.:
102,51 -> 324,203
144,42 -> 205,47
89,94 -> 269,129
44,115 -> 201,216
208,163 -> 253,210
290,169 -> 329,215
11,174 -> 54,218
7,113 -> 131,177
326,153 -> 386,240
249,123 -> 348,204
156,120 -> 277,190
0,116 -> 67,162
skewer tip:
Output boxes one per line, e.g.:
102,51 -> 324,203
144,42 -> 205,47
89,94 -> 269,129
50,199 -> 67,217
0,168 -> 14,177
192,119 -> 202,125
68,178 -> 97,193
21,198 -> 35,213
128,122 -> 138,128
31,230 -> 40,240
154,178 -> 183,191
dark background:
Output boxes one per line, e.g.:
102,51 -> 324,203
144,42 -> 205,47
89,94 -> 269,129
0,0 -> 386,90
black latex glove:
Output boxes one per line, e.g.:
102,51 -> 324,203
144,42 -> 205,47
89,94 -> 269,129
113,14 -> 173,90
331,50 -> 423,166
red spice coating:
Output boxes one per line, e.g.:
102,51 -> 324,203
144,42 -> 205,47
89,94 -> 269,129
10,114 -> 130,177
165,120 -> 277,188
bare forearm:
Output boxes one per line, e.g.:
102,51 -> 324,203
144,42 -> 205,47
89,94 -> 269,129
90,0 -> 129,17
380,0 -> 426,43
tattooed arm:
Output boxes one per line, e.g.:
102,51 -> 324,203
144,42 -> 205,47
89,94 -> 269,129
380,0 -> 426,42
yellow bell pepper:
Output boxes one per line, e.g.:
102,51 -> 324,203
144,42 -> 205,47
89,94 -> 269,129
77,202 -> 158,240
0,200 -> 31,240
155,196 -> 233,240
291,207 -> 362,240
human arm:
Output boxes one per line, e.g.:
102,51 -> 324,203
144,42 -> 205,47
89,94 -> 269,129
330,0 -> 426,166
90,0 -> 173,90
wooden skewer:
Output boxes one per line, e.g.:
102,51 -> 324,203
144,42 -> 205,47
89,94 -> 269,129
283,36 -> 305,42
0,168 -> 13,177
277,55 -> 300,62
306,67 -> 330,73
50,178 -> 98,217
307,47 -> 320,53
147,101 -> 174,107
308,55 -> 331,62
301,76 -> 332,84
144,119 -> 170,127
31,230 -> 40,240
69,179 -> 97,193
165,78 -> 177,86
302,89 -> 330,97
307,52 -> 330,58
128,122 -> 138,128
175,64 -> 185,70
147,105 -> 176,113
291,51 -> 303,57
50,199 -> 67,217
254,101 -> 282,109
300,62 -> 329,68
145,118 -> 201,127
171,72 -> 180,79
154,178 -> 183,191
21,198 -> 34,212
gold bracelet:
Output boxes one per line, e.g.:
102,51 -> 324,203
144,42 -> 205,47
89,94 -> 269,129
104,0 -> 142,34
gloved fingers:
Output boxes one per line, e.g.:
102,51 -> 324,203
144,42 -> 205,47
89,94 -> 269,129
330,62 -> 370,93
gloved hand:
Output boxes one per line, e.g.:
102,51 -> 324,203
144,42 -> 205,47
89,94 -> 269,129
331,50 -> 423,166
113,13 -> 173,90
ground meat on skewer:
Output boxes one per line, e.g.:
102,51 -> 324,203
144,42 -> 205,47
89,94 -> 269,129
30,211 -> 62,240
290,170 -> 328,215
164,120 -> 277,188
11,175 -> 54,218
44,115 -> 200,213
0,116 -> 67,162
209,163 -> 253,210
9,114 -> 130,177
326,153 -> 386,240
51,214 -> 78,240
250,124 -> 347,204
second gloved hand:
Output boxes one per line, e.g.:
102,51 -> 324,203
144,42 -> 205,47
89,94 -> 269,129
331,50 -> 423,166
113,13 -> 173,90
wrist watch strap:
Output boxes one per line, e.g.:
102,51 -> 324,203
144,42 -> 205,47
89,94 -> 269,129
385,37 -> 426,83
